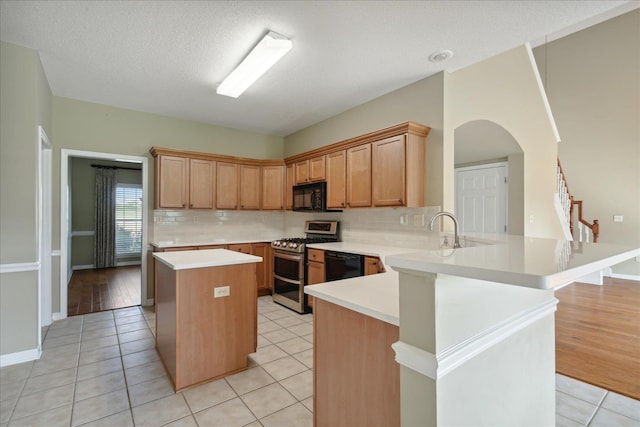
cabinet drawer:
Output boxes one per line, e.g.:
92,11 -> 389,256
307,248 -> 325,263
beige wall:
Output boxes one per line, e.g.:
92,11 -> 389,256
446,45 -> 565,239
284,73 -> 445,207
50,97 -> 284,313
534,9 -> 640,248
0,41 -> 52,356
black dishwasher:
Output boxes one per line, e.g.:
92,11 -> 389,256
325,251 -> 364,282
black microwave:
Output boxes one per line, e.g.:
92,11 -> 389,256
293,181 -> 329,211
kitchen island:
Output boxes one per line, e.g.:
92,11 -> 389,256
153,249 -> 262,391
305,237 -> 639,426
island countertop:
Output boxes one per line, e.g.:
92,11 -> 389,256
304,237 -> 639,325
152,249 -> 262,270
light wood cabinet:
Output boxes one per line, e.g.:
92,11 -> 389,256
155,260 -> 257,391
239,165 -> 261,210
228,243 -> 252,254
295,156 -> 325,184
189,159 -> 215,209
261,165 -> 285,210
373,133 -> 425,208
156,155 -> 189,209
161,246 -> 196,252
155,156 -> 215,210
306,248 -> 326,309
285,164 -> 294,210
216,162 -> 239,209
365,256 -> 384,275
346,144 -> 372,207
326,150 -> 347,209
314,298 -> 400,426
251,243 -> 271,296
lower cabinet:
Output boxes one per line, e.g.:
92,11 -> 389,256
314,298 -> 400,426
306,249 -> 326,309
365,256 -> 384,275
250,243 -> 272,297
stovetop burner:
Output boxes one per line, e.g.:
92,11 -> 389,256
271,220 -> 339,253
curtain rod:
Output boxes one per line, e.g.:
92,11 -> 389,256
91,163 -> 141,171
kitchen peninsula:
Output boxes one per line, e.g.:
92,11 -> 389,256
153,249 -> 262,391
305,237 -> 639,426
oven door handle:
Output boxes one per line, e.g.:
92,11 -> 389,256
273,252 -> 303,262
273,274 -> 301,285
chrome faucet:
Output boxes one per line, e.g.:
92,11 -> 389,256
429,211 -> 461,248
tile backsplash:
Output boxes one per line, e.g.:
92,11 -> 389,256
154,206 -> 442,248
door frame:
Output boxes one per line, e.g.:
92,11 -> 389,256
38,127 -> 52,335
455,161 -> 508,234
60,149 -> 149,319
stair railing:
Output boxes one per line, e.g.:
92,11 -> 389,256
557,160 -> 599,242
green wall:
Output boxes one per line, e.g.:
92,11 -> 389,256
50,97 -> 285,313
1,41 -> 52,356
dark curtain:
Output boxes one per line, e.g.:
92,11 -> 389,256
94,167 -> 117,268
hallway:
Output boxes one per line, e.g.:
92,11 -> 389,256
67,266 -> 141,316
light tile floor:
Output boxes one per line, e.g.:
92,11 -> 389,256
1,296 -> 638,426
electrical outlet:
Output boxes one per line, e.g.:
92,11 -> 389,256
400,214 -> 408,225
613,215 -> 623,222
529,214 -> 534,224
214,286 -> 230,298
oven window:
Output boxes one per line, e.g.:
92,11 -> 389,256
273,255 -> 302,281
274,277 -> 300,303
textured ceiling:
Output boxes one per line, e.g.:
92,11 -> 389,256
0,1 -> 634,136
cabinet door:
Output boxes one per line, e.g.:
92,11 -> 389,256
346,144 -> 372,207
157,155 -> 188,209
251,243 -> 271,296
285,164 -> 294,210
373,135 -> 406,207
309,155 -> 326,182
189,159 -> 215,209
261,165 -> 285,210
365,256 -> 383,275
326,150 -> 346,209
295,160 -> 309,184
216,162 -> 239,209
240,165 -> 261,210
228,243 -> 252,254
307,260 -> 325,309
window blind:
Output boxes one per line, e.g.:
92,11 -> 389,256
115,184 -> 142,257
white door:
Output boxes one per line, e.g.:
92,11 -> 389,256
455,164 -> 508,234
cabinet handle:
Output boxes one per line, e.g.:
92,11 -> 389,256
341,202 -> 345,207
182,203 -> 186,207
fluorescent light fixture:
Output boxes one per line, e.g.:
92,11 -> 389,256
217,31 -> 293,98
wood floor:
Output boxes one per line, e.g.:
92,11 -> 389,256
68,266 -> 141,316
555,277 -> 640,400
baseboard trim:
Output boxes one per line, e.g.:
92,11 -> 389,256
0,347 -> 42,368
610,272 -> 640,281
72,264 -> 95,271
52,312 -> 65,321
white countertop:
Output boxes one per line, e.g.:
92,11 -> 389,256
386,236 -> 639,289
304,237 -> 639,325
152,249 -> 262,270
151,238 -> 273,249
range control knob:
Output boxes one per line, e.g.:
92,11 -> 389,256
290,242 -> 298,249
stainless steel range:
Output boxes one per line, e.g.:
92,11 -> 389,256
271,220 -> 339,313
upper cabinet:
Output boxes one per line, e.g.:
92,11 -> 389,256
156,155 -> 189,209
285,164 -> 294,210
262,164 -> 285,210
189,159 -> 215,209
295,155 -> 325,184
154,155 -> 214,210
216,162 -> 239,210
326,150 -> 346,209
346,144 -> 372,208
239,164 -> 261,210
150,121 -> 429,212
